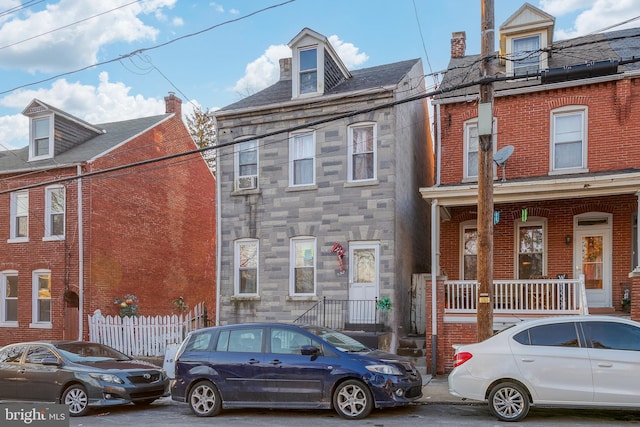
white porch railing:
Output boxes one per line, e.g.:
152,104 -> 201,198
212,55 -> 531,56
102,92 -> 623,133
445,275 -> 588,315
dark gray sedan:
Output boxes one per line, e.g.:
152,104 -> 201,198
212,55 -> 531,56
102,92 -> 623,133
0,341 -> 168,416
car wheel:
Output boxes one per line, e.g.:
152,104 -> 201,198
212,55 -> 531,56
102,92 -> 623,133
188,380 -> 222,417
488,382 -> 530,422
62,384 -> 90,417
133,398 -> 156,406
333,379 -> 373,420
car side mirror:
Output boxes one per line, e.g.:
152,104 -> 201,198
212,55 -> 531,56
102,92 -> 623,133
301,345 -> 320,360
41,357 -> 60,366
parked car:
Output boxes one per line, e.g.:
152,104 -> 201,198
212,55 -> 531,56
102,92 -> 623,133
0,341 -> 169,416
449,315 -> 640,421
171,323 -> 422,420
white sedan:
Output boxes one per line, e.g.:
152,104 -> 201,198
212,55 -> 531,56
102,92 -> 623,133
448,315 -> 640,422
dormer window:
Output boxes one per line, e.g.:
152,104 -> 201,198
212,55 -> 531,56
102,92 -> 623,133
512,34 -> 541,76
299,47 -> 318,94
30,116 -> 53,160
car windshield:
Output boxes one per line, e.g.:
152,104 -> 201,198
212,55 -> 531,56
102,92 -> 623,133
305,327 -> 370,352
54,343 -> 131,363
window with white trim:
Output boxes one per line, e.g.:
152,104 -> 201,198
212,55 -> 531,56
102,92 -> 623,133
299,47 -> 318,95
461,222 -> 478,280
517,219 -> 546,279
32,270 -> 51,325
29,116 -> 53,160
10,191 -> 28,241
235,239 -> 258,295
44,186 -> 65,239
551,106 -> 587,172
290,237 -> 316,295
290,131 -> 315,186
464,118 -> 497,180
348,123 -> 377,181
512,34 -> 541,76
235,139 -> 258,190
1,271 -> 18,324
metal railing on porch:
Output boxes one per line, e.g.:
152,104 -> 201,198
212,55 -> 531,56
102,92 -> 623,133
293,297 -> 390,330
445,275 -> 588,315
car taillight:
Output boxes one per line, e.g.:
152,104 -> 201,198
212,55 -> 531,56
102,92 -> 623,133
453,351 -> 473,367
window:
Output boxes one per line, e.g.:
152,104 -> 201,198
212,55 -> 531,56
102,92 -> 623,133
184,332 -> 213,352
31,270 -> 51,326
222,328 -> 263,353
512,34 -> 541,76
299,48 -> 317,94
291,237 -> 316,295
551,107 -> 587,172
290,131 -> 315,186
44,186 -> 65,239
270,328 -> 318,355
583,321 -> 640,351
513,323 -> 580,347
10,191 -> 28,241
463,118 -> 497,180
235,239 -> 258,295
235,139 -> 258,190
0,345 -> 25,363
348,123 -> 376,181
30,117 -> 53,160
517,220 -> 545,279
25,346 -> 57,364
1,271 -> 18,324
462,222 -> 478,280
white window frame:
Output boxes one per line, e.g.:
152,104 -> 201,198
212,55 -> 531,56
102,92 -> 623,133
30,269 -> 52,328
550,106 -> 588,174
460,221 -> 478,280
44,185 -> 65,240
515,218 -> 547,279
289,130 -> 316,187
463,118 -> 497,181
29,115 -> 54,161
290,237 -> 316,296
1,270 -> 18,326
348,122 -> 377,182
234,139 -> 259,190
234,239 -> 259,296
298,46 -> 318,96
9,191 -> 29,242
505,31 -> 548,77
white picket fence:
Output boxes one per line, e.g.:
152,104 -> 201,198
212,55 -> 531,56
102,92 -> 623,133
88,301 -> 208,357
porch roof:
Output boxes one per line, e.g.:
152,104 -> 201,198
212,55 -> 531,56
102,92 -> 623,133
420,169 -> 640,207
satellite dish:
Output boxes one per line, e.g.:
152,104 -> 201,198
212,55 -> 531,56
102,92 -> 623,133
494,145 -> 514,166
494,145 -> 514,182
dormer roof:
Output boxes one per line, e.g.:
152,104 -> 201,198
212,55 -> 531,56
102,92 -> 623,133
499,2 -> 555,60
22,99 -> 104,134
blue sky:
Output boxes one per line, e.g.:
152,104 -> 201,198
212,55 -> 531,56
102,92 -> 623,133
0,0 -> 639,150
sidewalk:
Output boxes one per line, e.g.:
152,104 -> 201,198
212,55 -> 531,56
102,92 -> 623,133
418,374 -> 478,405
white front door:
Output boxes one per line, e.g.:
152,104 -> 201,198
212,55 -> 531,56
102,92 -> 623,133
574,213 -> 612,308
348,243 -> 379,323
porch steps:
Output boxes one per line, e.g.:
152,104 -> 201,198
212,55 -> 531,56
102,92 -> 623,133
397,336 -> 427,375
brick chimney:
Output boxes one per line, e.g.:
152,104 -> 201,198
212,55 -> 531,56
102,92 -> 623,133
164,92 -> 182,117
451,31 -> 466,58
279,57 -> 292,80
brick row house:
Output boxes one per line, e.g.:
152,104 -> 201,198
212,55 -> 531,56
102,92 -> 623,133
421,3 -> 640,373
0,93 -> 216,346
214,28 -> 433,350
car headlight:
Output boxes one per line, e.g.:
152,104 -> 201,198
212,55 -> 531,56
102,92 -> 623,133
89,373 -> 124,384
365,364 -> 402,375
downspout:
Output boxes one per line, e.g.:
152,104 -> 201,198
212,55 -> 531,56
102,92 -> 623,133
436,104 -> 442,187
215,172 -> 221,326
431,198 -> 438,376
77,165 -> 84,340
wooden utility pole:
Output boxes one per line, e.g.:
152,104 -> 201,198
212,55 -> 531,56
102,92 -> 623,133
477,0 -> 495,342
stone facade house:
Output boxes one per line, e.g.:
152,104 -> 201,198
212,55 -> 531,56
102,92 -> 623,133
421,3 -> 640,373
0,94 -> 216,346
214,28 -> 433,350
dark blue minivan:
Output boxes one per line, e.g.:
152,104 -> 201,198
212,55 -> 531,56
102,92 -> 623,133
170,323 -> 422,420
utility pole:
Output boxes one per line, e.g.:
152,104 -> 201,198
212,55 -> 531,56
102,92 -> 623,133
477,0 -> 495,342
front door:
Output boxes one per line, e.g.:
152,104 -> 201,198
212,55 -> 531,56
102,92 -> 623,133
574,213 -> 612,308
348,243 -> 379,323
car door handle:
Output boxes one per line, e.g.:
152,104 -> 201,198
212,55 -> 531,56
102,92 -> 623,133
597,362 -> 613,368
247,358 -> 260,365
520,358 -> 535,363
17,368 -> 26,374
268,359 -> 282,365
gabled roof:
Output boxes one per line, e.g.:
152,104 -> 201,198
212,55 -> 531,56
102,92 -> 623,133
218,58 -> 421,113
0,113 -> 172,173
22,99 -> 104,134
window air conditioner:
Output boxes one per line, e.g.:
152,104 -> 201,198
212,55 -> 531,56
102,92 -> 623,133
236,176 -> 258,190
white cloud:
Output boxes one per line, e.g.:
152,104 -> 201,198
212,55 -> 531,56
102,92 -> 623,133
230,35 -> 368,99
209,2 -> 224,13
0,0 -> 176,73
538,0 -> 596,16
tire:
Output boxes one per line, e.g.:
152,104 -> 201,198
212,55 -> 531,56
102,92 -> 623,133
488,382 -> 530,422
133,398 -> 156,406
188,380 -> 222,417
62,384 -> 90,417
332,379 -> 373,420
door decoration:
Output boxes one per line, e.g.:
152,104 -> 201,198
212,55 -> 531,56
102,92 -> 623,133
330,242 -> 346,274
